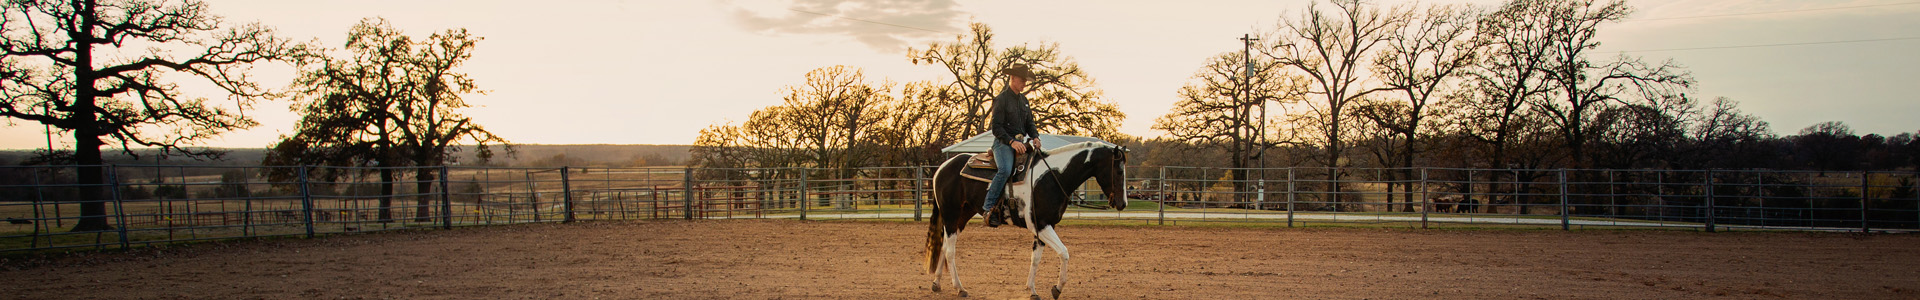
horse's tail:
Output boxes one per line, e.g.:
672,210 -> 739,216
924,202 -> 944,274
925,155 -> 962,275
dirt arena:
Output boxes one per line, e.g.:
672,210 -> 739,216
2,219 -> 1917,299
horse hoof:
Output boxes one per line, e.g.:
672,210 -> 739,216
931,283 -> 941,293
958,290 -> 968,297
1030,294 -> 1042,300
1052,286 -> 1062,299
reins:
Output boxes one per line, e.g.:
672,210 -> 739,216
1031,147 -> 1113,210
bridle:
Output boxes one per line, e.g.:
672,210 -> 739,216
1032,145 -> 1123,210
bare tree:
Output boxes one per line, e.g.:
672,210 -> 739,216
1262,0 -> 1407,210
1529,0 -> 1692,166
691,66 -> 891,176
908,22 -> 1124,140
868,80 -> 971,167
1448,0 -> 1562,212
268,18 -> 505,221
1,0 -> 312,231
1154,51 -> 1305,205
1685,97 -> 1773,169
690,122 -> 752,169
1365,3 -> 1481,211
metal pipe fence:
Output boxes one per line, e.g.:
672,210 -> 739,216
3,165 -> 1915,252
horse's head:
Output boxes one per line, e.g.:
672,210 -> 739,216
1092,145 -> 1129,211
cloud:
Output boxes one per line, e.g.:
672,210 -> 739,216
726,0 -> 966,53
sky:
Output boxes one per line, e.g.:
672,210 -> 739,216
2,0 -> 1916,150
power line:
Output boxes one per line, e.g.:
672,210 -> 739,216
1618,36 -> 1920,53
784,8 -> 958,35
1625,1 -> 1920,22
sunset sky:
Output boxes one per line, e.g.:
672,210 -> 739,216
2,0 -> 1916,150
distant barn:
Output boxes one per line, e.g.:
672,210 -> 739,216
940,133 -> 1108,156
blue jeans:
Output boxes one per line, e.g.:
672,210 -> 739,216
982,141 -> 1017,211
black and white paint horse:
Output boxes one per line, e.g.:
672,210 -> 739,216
924,141 -> 1128,299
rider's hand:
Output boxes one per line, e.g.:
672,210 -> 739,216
1011,140 -> 1028,154
1031,139 -> 1042,152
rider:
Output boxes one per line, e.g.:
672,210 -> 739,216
983,63 -> 1041,227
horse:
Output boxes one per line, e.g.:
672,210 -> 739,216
924,141 -> 1129,300
1429,195 -> 1462,213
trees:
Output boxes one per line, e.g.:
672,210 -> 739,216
1794,121 -> 1862,174
908,22 -> 1124,140
1365,3 -> 1481,211
691,66 -> 892,173
267,18 -> 505,221
1686,97 -> 1772,169
697,22 -> 1126,173
1,0 -> 312,231
1527,0 -> 1692,166
867,80 -> 972,167
779,66 -> 892,175
1154,51 -> 1304,205
1262,0 -> 1406,209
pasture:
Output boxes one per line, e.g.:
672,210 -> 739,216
2,219 -> 1916,299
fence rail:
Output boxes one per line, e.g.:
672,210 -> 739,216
3,165 -> 1915,252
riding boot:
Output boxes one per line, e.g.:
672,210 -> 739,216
985,205 -> 1006,227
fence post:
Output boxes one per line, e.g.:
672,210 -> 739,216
1420,168 -> 1429,229
242,168 -> 254,236
561,167 -> 575,223
913,166 -> 923,222
298,165 -> 316,238
106,165 -> 130,249
683,167 -> 695,220
1559,169 -> 1570,231
799,168 -> 809,221
1860,171 -> 1871,233
527,172 -> 540,223
1705,170 -> 1716,233
440,166 -> 453,229
1286,168 -> 1296,228
1157,167 -> 1166,225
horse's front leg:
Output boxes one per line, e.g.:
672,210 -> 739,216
1035,226 -> 1071,300
1028,239 -> 1044,300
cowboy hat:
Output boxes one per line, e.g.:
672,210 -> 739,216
1000,63 -> 1034,80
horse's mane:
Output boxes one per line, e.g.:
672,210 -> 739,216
1042,141 -> 1115,156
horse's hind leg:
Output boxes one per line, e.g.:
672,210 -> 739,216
943,233 -> 968,297
1036,226 -> 1071,300
930,248 -> 943,292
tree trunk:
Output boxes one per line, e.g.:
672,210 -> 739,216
377,124 -> 393,222
379,166 -> 394,222
68,3 -> 113,232
415,167 -> 436,221
1402,135 -> 1417,212
70,135 -> 114,232
1329,135 -> 1346,212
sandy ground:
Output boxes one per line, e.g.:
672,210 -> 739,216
2,219 -> 1918,299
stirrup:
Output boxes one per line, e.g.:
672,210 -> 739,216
985,206 -> 1006,227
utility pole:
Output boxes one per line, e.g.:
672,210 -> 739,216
1240,34 -> 1259,157
1241,34 -> 1265,182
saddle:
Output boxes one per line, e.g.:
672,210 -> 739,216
958,151 -> 1028,184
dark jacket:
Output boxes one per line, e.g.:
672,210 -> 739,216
990,87 -> 1040,144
